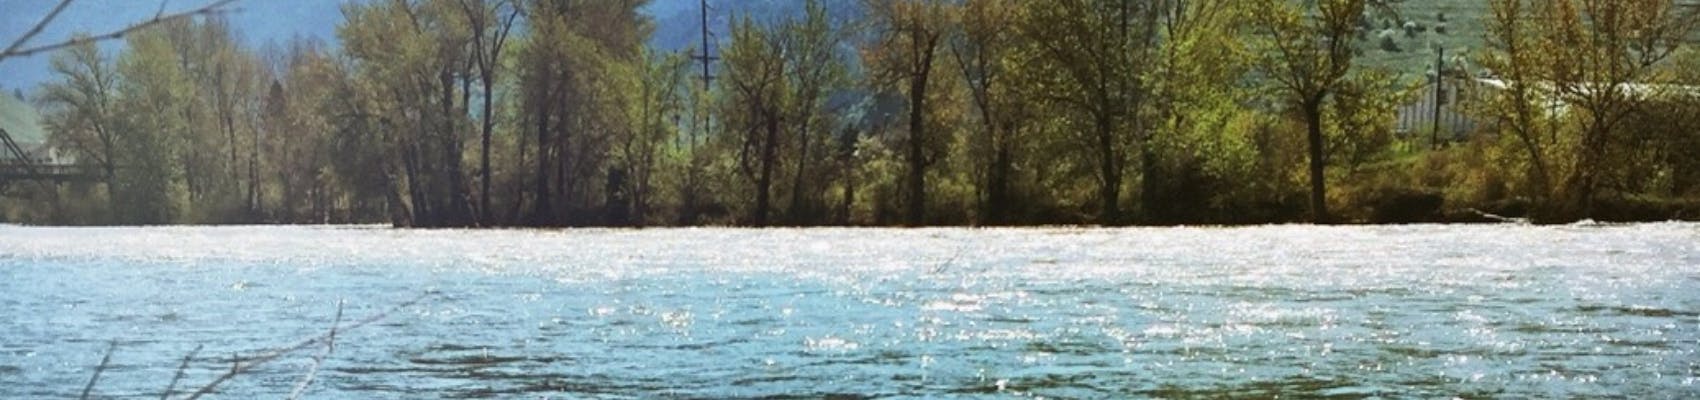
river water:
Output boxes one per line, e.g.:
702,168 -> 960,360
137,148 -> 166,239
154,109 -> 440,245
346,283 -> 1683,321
1,224 -> 1697,398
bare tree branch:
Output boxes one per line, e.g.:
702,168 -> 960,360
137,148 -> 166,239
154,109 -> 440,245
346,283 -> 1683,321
182,291 -> 431,400
78,339 -> 118,400
286,301 -> 343,400
1,0 -> 75,60
0,0 -> 239,64
160,344 -> 204,400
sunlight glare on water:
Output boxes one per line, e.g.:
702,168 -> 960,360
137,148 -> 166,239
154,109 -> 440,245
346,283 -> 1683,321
0,224 -> 1697,398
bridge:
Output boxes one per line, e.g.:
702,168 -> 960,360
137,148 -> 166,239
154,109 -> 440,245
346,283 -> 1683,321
0,162 -> 107,182
0,127 -> 106,189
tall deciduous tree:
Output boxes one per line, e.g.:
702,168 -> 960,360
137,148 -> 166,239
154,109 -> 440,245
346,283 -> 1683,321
38,39 -> 120,216
720,16 -> 788,226
950,0 -> 1022,225
459,0 -> 519,226
1017,0 -> 1156,225
622,50 -> 688,226
1541,0 -> 1697,218
781,0 -> 848,225
1250,0 -> 1367,224
1481,0 -> 1557,212
113,25 -> 193,224
1482,0 -> 1699,220
864,0 -> 950,226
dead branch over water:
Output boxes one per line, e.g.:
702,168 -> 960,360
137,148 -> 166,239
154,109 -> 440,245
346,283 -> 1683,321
76,291 -> 432,399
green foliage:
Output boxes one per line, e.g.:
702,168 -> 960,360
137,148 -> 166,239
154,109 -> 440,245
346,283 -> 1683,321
9,0 -> 1697,226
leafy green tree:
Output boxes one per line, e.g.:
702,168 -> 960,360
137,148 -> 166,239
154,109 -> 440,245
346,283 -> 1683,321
1249,0 -> 1368,223
1016,0 -> 1156,225
719,16 -> 789,226
1538,0 -> 1696,218
781,0 -> 849,225
511,0 -> 652,226
949,0 -> 1024,224
1482,0 -> 1699,220
1145,0 -> 1263,222
1480,0 -> 1559,211
620,50 -> 689,226
458,0 -> 520,225
38,40 -> 120,218
112,26 -> 194,224
864,0 -> 951,226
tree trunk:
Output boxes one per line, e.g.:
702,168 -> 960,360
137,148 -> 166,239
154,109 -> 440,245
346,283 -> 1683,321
509,117 -> 529,224
681,161 -> 699,225
1303,100 -> 1330,224
1514,129 -> 1554,219
531,90 -> 554,225
479,71 -> 495,226
1096,113 -> 1121,225
988,144 -> 1010,225
906,67 -> 930,226
404,137 -> 431,226
554,112 -> 570,224
788,113 -> 812,224
1139,143 -> 1157,223
628,148 -> 647,225
247,119 -> 260,221
840,160 -> 855,225
754,112 -> 779,227
1562,123 -> 1609,220
442,70 -> 470,227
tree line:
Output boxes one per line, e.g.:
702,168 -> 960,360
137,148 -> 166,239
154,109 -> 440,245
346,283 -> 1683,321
8,0 -> 1699,226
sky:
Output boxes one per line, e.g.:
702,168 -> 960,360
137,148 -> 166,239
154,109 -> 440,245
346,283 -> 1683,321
1,0 -> 349,92
0,0 -> 703,95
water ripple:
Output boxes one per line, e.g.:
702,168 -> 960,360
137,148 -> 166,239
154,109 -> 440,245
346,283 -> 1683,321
1,225 -> 1698,397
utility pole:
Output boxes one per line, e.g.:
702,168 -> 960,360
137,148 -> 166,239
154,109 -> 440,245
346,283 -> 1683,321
682,0 -> 717,225
689,0 -> 719,145
1431,46 -> 1445,150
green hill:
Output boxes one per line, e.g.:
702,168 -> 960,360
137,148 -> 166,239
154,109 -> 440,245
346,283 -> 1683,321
1359,0 -> 1494,79
645,0 -> 1497,81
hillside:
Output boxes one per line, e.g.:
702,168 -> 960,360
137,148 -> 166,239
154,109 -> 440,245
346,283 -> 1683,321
1360,0 -> 1494,79
644,0 -> 1494,79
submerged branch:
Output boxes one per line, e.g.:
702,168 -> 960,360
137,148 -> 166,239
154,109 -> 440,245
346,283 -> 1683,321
160,344 -> 203,400
182,291 -> 431,400
78,339 -> 117,400
286,301 -> 344,400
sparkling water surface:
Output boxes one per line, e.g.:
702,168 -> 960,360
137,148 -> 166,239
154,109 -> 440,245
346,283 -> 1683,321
1,224 -> 1698,398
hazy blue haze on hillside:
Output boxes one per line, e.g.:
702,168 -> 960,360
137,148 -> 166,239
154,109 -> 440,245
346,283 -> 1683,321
646,0 -> 865,51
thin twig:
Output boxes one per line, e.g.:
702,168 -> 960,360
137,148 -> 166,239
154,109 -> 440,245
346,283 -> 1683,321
78,339 -> 117,400
182,291 -> 431,400
160,344 -> 203,400
0,0 -> 239,63
286,301 -> 344,400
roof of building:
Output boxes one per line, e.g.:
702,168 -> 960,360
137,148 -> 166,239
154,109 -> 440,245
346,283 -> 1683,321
1475,78 -> 1700,97
0,94 -> 47,144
